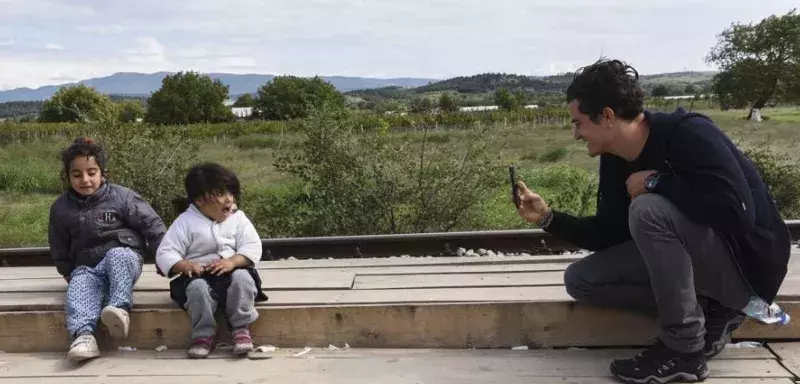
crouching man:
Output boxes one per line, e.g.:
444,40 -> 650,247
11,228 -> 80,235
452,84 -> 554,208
514,58 -> 791,383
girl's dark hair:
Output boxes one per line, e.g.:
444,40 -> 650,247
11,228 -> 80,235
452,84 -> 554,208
60,137 -> 108,183
566,58 -> 645,123
183,162 -> 241,205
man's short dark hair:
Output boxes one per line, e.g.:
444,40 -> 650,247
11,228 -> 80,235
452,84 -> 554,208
184,162 -> 241,204
566,58 -> 645,122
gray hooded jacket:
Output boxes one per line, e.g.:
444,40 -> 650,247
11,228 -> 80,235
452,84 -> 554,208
48,182 -> 167,277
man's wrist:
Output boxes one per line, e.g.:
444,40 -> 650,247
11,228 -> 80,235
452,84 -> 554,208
537,208 -> 554,229
644,172 -> 661,193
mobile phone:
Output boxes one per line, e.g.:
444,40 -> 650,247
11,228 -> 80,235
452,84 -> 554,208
509,165 -> 520,208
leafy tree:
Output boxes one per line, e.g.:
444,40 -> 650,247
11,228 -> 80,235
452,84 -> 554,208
233,93 -> 257,107
706,9 -> 800,116
495,88 -> 519,111
651,85 -> 670,97
39,85 -> 116,123
409,97 -> 434,113
145,71 -> 234,125
438,93 -> 459,112
116,99 -> 146,123
255,75 -> 345,120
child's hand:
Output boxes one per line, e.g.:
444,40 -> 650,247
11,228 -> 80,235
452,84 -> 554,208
207,258 -> 236,276
174,260 -> 205,277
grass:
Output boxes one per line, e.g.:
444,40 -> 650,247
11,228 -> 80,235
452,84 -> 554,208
0,106 -> 797,248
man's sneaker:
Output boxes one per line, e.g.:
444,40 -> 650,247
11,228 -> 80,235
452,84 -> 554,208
703,300 -> 745,359
609,340 -> 709,383
188,336 -> 213,359
232,327 -> 254,355
101,306 -> 130,339
67,334 -> 100,362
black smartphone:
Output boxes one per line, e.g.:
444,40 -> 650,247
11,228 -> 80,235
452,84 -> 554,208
509,165 -> 520,208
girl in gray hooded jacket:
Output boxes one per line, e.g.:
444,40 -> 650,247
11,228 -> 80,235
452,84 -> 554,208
48,137 -> 166,362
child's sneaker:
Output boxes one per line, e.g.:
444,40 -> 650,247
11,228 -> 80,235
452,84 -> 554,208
67,333 -> 100,362
232,327 -> 254,355
188,336 -> 213,359
101,305 -> 130,339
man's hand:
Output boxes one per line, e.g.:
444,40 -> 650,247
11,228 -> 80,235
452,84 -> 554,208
514,181 -> 551,225
626,170 -> 657,199
172,260 -> 205,277
207,254 -> 252,276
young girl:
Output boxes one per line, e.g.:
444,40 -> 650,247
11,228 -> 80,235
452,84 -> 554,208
49,137 -> 167,362
155,162 -> 268,359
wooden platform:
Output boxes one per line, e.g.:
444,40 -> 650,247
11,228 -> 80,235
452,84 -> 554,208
1,345 -> 799,383
1,251 -> 800,353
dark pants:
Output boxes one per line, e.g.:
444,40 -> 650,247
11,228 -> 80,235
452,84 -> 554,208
563,194 -> 753,353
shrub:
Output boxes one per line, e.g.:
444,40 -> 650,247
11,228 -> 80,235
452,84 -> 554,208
742,145 -> 800,219
271,108 -> 505,236
539,147 -> 568,163
88,123 -> 200,224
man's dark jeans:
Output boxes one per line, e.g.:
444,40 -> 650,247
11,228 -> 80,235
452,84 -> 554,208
563,194 -> 753,353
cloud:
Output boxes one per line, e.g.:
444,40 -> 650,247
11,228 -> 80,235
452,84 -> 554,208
76,25 -> 125,34
123,37 -> 167,64
45,43 -> 65,50
0,0 -> 799,90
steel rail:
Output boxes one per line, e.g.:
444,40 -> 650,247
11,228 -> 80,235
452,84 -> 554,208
1,220 -> 799,267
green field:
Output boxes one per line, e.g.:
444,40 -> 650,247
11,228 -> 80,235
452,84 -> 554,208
1,106 -> 798,248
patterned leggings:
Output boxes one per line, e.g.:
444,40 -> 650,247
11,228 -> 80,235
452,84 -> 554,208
65,247 -> 143,338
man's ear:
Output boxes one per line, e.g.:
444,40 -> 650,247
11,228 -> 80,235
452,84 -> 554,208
601,107 -> 616,125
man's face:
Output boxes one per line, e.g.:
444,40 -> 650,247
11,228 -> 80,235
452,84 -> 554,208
568,100 -> 613,157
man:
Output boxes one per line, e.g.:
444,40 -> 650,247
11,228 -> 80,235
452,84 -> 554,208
515,59 -> 791,383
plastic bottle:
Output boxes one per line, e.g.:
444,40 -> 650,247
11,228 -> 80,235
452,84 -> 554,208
742,295 -> 791,325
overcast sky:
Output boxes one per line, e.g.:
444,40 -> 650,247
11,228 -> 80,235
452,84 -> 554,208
0,0 -> 797,90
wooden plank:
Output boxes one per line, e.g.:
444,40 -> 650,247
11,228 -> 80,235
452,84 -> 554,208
353,271 -> 564,290
767,342 -> 800,377
0,286 -> 576,311
0,270 -> 355,293
3,300 -> 800,354
0,348 -> 791,382
0,262 -> 574,280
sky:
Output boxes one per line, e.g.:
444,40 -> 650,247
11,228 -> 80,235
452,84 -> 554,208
0,0 -> 797,90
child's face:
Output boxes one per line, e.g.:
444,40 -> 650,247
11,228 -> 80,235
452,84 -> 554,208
196,192 -> 237,223
69,156 -> 103,196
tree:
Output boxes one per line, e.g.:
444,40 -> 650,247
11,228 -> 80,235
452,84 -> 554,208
255,75 -> 345,120
706,9 -> 800,117
145,71 -> 234,125
39,85 -> 115,123
233,93 -> 257,107
116,99 -> 146,123
651,85 -> 670,97
409,97 -> 433,113
684,84 -> 697,95
438,93 -> 459,112
514,90 -> 527,107
495,88 -> 519,111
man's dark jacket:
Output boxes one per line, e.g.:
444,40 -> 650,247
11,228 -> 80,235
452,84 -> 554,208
546,107 -> 791,303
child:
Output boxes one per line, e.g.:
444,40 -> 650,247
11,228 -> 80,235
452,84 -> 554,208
49,137 -> 167,362
155,162 -> 268,359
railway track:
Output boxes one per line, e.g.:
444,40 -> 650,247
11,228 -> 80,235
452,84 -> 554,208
2,220 -> 800,267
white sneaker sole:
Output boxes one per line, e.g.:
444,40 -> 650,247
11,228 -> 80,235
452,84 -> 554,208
101,307 -> 129,339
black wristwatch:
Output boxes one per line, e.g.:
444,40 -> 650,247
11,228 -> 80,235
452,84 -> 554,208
644,173 -> 660,192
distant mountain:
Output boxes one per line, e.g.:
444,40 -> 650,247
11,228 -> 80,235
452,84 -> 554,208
0,72 -> 438,102
345,71 -> 718,106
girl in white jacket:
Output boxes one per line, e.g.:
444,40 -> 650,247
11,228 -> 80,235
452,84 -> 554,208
155,162 -> 268,359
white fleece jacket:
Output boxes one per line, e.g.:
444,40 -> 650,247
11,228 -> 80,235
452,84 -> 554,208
155,204 -> 262,277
